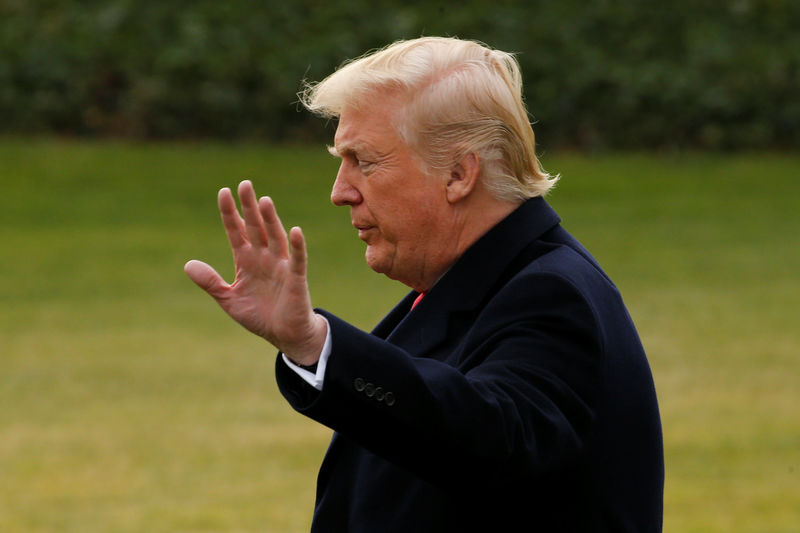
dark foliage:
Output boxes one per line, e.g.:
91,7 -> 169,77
1,0 -> 798,148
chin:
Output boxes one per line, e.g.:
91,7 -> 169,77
365,247 -> 394,277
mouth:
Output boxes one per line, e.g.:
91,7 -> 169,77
353,223 -> 375,240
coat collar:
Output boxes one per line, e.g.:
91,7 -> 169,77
371,197 -> 561,355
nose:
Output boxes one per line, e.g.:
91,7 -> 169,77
331,163 -> 363,206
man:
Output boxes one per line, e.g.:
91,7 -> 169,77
185,37 -> 663,532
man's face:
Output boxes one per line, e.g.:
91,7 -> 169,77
330,98 -> 450,289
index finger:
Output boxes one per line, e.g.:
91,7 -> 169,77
218,187 -> 248,249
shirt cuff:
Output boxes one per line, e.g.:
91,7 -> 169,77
280,316 -> 331,391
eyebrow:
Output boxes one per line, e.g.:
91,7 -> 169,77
328,142 -> 372,159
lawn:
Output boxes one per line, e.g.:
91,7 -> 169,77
1,140 -> 798,532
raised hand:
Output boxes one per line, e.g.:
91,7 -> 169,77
184,180 -> 327,365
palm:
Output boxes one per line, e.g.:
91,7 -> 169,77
185,181 -> 326,364
224,237 -> 307,343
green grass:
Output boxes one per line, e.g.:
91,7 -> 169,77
1,140 -> 798,532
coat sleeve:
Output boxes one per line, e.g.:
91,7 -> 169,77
275,271 -> 605,491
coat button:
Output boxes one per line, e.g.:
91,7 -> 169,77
384,392 -> 396,406
354,378 -> 366,392
374,387 -> 385,401
364,382 -> 376,397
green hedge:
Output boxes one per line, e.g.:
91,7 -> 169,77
1,1 -> 798,148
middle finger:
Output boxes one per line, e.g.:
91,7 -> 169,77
238,180 -> 269,248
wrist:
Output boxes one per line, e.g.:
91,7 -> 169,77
283,314 -> 328,367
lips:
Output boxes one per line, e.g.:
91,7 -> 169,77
353,222 -> 375,240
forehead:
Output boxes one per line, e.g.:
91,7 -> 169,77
333,100 -> 404,154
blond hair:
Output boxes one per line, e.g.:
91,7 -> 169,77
300,37 -> 557,201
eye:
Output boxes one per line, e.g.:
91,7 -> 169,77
358,160 -> 375,171
345,150 -> 376,173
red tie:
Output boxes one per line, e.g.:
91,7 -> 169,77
411,292 -> 426,309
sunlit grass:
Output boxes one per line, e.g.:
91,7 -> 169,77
1,141 -> 798,532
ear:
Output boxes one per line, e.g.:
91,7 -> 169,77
445,152 -> 480,204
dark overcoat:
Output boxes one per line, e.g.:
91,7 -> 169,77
276,197 -> 664,532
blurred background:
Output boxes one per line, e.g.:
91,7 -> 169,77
1,1 -> 798,532
2,0 -> 799,149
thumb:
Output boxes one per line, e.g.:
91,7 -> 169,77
184,260 -> 228,296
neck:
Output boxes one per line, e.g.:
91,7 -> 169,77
411,196 -> 520,292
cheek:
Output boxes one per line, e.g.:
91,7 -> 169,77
367,174 -> 442,246
384,195 -> 435,232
